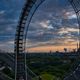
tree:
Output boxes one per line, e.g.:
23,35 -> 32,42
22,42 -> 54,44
64,48 -> 67,53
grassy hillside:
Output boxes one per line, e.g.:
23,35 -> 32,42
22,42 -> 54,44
27,54 -> 78,79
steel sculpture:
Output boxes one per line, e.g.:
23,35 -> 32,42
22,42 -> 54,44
14,0 -> 80,80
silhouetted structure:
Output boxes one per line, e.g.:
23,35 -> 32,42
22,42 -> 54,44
13,0 -> 80,80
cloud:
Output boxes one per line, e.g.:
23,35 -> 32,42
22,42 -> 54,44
58,27 -> 79,35
39,20 -> 54,29
0,0 -> 79,52
66,28 -> 79,32
26,30 -> 78,48
0,40 -> 14,52
6,27 -> 13,31
0,10 -> 5,15
26,37 -> 77,51
63,9 -> 77,19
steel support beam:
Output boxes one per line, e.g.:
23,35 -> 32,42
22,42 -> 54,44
14,0 -> 80,80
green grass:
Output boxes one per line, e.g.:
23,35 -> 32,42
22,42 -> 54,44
41,73 -> 57,80
32,73 -> 57,80
27,56 -> 78,79
2,55 -> 78,80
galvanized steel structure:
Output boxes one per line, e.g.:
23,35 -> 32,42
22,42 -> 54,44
14,0 -> 80,80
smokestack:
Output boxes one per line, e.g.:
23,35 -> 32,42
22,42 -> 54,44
77,42 -> 78,51
77,24 -> 80,52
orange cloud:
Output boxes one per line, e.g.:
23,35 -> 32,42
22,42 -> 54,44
26,44 -> 77,52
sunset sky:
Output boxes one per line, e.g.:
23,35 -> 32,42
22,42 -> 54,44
0,0 -> 79,52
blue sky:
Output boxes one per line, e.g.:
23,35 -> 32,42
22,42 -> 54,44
0,0 -> 79,52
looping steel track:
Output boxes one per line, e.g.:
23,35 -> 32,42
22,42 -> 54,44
14,0 -> 80,80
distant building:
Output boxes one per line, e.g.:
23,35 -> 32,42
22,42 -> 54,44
77,42 -> 80,52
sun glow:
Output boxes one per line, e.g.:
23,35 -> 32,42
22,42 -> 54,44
26,44 -> 77,52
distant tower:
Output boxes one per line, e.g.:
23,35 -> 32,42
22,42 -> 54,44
77,41 -> 80,52
50,50 -> 52,53
77,43 -> 78,51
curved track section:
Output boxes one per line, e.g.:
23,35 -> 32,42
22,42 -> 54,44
14,0 -> 45,80
63,0 -> 80,80
0,53 -> 14,70
0,53 -> 39,80
0,72 -> 13,80
14,0 -> 80,80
